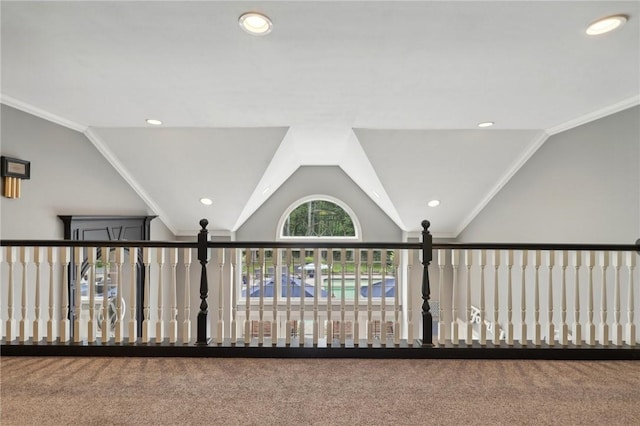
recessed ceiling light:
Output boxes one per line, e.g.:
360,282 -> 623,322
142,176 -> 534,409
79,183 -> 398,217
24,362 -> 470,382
239,12 -> 273,36
586,15 -> 628,35
478,121 -> 494,128
200,198 -> 213,206
146,119 -> 162,125
428,200 -> 440,207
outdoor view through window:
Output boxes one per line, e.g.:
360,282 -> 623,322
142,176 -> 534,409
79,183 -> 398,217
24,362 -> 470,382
282,200 -> 355,237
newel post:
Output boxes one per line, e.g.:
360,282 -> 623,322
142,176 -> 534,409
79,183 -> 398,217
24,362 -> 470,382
421,220 -> 433,346
196,219 -> 211,345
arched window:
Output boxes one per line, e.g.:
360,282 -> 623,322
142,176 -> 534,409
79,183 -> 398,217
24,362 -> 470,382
278,196 -> 360,240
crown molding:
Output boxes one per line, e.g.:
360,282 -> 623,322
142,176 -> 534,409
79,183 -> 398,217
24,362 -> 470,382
0,94 -> 177,236
1,94 -> 88,133
83,128 -> 178,236
454,94 -> 640,238
455,131 -> 551,238
547,94 -> 640,135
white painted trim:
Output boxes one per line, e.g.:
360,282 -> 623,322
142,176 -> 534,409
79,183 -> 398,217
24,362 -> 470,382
276,195 -> 362,241
455,131 -> 551,237
547,94 -> 640,136
0,94 -> 178,236
84,128 -> 178,235
455,94 -> 640,238
0,94 -> 88,133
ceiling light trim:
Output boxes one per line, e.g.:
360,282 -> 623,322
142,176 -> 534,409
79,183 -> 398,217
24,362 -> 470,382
586,14 -> 628,36
239,12 -> 273,36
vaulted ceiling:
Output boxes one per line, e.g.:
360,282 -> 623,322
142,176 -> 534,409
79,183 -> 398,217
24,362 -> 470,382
2,1 -> 638,236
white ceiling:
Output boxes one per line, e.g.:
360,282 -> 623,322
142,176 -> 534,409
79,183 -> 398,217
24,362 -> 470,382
2,1 -> 639,236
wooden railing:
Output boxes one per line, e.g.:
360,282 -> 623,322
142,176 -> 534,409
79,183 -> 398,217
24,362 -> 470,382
1,220 -> 639,358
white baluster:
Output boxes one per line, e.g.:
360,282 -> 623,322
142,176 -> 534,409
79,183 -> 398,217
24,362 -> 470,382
285,249 -> 292,346
393,251 -> 401,346
572,251 -> 582,346
366,249 -> 374,346
612,252 -> 623,346
407,249 -> 414,346
599,252 -> 609,346
156,247 -> 165,344
33,247 -> 43,343
272,249 -> 279,346
546,251 -> 555,346
326,250 -> 333,347
217,248 -> 225,345
244,249 -> 252,346
559,251 -> 569,346
100,246 -> 110,343
229,249 -> 236,345
533,251 -> 541,346
86,247 -> 97,343
450,249 -> 460,345
438,249 -> 446,345
505,250 -> 514,345
492,250 -> 501,345
625,252 -> 636,346
0,247 -> 3,339
478,250 -> 487,345
353,249 -> 361,346
299,250 -> 306,346
465,250 -> 473,345
169,247 -> 179,344
60,247 -> 70,343
380,249 -> 387,347
313,249 -> 320,346
519,250 -> 528,346
129,247 -> 138,344
5,247 -> 16,342
141,247 -> 151,343
73,246 -> 83,343
216,248 -> 225,345
114,247 -> 124,344
585,252 -> 596,346
258,248 -> 265,346
19,247 -> 30,342
182,247 -> 192,345
47,247 -> 57,343
340,249 -> 347,346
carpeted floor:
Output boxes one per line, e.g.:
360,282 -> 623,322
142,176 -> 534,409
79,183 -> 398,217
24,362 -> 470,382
1,357 -> 639,425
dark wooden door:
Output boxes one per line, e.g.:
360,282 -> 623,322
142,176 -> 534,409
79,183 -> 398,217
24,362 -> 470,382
59,215 -> 156,340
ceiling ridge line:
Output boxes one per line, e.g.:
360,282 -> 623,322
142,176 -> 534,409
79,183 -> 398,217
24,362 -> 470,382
84,128 -> 178,236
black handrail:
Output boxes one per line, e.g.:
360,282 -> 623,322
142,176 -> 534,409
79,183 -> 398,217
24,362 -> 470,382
2,241 -> 637,252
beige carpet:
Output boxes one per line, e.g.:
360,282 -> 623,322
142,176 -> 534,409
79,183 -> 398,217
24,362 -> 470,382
1,357 -> 639,426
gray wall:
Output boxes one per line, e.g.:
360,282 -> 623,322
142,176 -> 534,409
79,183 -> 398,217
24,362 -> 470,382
458,106 -> 640,243
0,105 -> 174,240
236,165 -> 402,241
